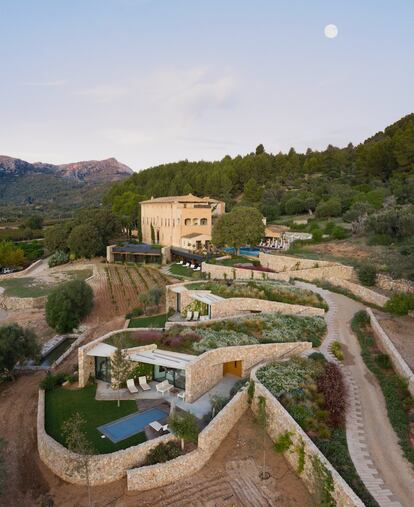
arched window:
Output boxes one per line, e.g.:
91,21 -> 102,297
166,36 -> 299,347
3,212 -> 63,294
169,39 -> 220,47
184,218 -> 191,226
193,218 -> 199,225
200,218 -> 208,225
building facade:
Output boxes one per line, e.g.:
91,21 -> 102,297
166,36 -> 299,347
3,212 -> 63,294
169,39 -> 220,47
140,194 -> 225,251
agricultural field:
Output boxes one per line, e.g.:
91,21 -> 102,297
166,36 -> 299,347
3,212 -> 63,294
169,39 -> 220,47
85,263 -> 171,324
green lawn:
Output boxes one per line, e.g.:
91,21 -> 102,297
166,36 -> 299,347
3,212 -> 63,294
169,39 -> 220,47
45,384 -> 146,454
128,313 -> 167,328
169,263 -> 198,278
213,255 -> 260,267
0,269 -> 93,298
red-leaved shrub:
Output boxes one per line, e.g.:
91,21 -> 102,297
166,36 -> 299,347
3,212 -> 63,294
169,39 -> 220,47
317,362 -> 347,427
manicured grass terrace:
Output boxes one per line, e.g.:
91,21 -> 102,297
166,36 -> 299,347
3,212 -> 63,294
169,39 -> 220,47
45,384 -> 146,453
128,313 -> 168,328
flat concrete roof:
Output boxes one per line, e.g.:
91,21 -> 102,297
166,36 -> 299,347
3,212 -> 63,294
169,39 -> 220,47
87,343 -> 117,357
129,349 -> 196,370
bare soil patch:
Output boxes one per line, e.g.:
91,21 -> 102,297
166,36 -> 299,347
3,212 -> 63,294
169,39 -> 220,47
373,310 -> 414,372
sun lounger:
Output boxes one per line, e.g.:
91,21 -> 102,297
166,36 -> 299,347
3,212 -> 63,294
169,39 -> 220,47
149,421 -> 169,432
186,311 -> 193,321
156,380 -> 173,395
126,378 -> 139,394
138,376 -> 151,391
193,311 -> 199,321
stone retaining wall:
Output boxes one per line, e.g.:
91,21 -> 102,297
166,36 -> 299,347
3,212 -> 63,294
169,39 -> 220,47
0,294 -> 47,311
209,297 -> 324,319
324,278 -> 389,307
202,261 -> 354,284
367,309 -> 414,397
37,389 -> 176,485
126,389 -> 248,491
259,252 -> 337,271
185,341 -> 312,403
376,274 -> 414,294
250,365 -> 364,507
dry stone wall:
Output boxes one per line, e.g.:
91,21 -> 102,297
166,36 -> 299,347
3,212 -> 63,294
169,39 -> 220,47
0,294 -> 46,311
250,366 -> 364,507
324,278 -> 389,307
126,389 -> 248,491
368,309 -> 414,396
209,297 -> 324,319
185,341 -> 312,402
37,389 -> 175,485
376,274 -> 414,294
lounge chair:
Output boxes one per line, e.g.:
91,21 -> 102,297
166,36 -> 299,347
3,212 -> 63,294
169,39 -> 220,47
186,311 -> 193,321
156,380 -> 173,396
138,376 -> 151,391
193,311 -> 199,321
177,391 -> 185,401
126,378 -> 139,394
149,421 -> 169,432
190,263 -> 196,269
194,266 -> 201,271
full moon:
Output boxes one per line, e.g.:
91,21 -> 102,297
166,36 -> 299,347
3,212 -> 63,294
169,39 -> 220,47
324,24 -> 338,39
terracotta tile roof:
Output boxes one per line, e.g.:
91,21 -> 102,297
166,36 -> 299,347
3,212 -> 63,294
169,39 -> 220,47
140,193 -> 219,204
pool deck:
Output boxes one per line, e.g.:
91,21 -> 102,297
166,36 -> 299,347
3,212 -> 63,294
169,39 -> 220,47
95,374 -> 239,419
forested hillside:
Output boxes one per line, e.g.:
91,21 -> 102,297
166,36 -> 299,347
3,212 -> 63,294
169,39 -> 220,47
107,113 -> 414,220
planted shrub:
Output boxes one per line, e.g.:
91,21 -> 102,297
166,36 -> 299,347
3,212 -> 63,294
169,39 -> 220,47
331,225 -> 347,240
317,363 -> 347,427
274,431 -> 293,453
375,353 -> 392,370
40,372 -> 67,391
357,264 -> 377,286
48,250 -> 69,267
126,307 -> 144,319
144,441 -> 182,465
330,341 -> 344,361
384,293 -> 414,315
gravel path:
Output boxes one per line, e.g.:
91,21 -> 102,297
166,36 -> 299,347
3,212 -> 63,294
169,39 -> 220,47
296,282 -> 414,507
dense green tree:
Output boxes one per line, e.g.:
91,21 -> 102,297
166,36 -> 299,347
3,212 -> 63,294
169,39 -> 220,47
169,411 -> 199,450
243,178 -> 263,203
74,208 -> 121,249
316,198 -> 342,218
24,215 -> 44,230
44,222 -> 72,253
0,324 -> 40,379
212,207 -> 265,254
68,224 -> 103,259
255,144 -> 265,155
0,241 -> 24,267
111,191 -> 141,237
45,280 -> 93,333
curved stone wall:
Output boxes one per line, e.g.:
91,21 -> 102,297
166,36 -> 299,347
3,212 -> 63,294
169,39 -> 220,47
250,365 -> 364,507
37,389 -> 175,485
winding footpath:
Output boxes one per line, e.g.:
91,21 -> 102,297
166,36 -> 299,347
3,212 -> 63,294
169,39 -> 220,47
296,282 -> 414,507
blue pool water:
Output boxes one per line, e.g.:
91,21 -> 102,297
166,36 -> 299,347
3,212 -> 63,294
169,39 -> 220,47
98,407 -> 166,443
224,247 -> 260,257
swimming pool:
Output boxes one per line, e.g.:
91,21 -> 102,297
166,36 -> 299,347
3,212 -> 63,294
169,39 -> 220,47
98,407 -> 166,443
224,247 -> 260,257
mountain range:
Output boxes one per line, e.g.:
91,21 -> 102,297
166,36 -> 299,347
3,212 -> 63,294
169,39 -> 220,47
0,156 -> 133,218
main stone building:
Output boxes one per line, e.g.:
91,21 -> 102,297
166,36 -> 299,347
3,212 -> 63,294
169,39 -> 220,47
140,194 -> 225,251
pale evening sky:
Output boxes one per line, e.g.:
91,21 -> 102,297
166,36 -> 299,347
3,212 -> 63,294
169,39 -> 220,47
0,0 -> 413,170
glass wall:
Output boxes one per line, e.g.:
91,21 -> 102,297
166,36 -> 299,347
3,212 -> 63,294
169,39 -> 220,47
95,356 -> 111,383
153,365 -> 186,389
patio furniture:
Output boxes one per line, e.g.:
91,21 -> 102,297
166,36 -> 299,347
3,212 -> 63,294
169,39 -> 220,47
186,311 -> 193,321
194,266 -> 201,271
200,315 -> 209,321
138,376 -> 151,391
149,421 -> 169,433
193,311 -> 199,321
156,380 -> 173,396
126,378 -> 139,394
177,391 -> 185,402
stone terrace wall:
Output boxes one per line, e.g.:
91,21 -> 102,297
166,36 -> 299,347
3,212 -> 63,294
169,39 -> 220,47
126,389 -> 248,491
202,261 -> 354,284
324,278 -> 389,308
210,297 -> 324,319
185,341 -> 312,403
259,252 -> 336,271
250,366 -> 364,507
367,308 -> 414,397
37,389 -> 175,485
376,274 -> 414,294
0,294 -> 46,311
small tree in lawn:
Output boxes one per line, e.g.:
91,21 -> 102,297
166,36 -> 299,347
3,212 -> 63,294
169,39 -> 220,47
0,324 -> 40,380
62,413 -> 94,507
139,292 -> 151,314
111,337 -> 131,407
169,411 -> 199,451
212,207 -> 265,255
